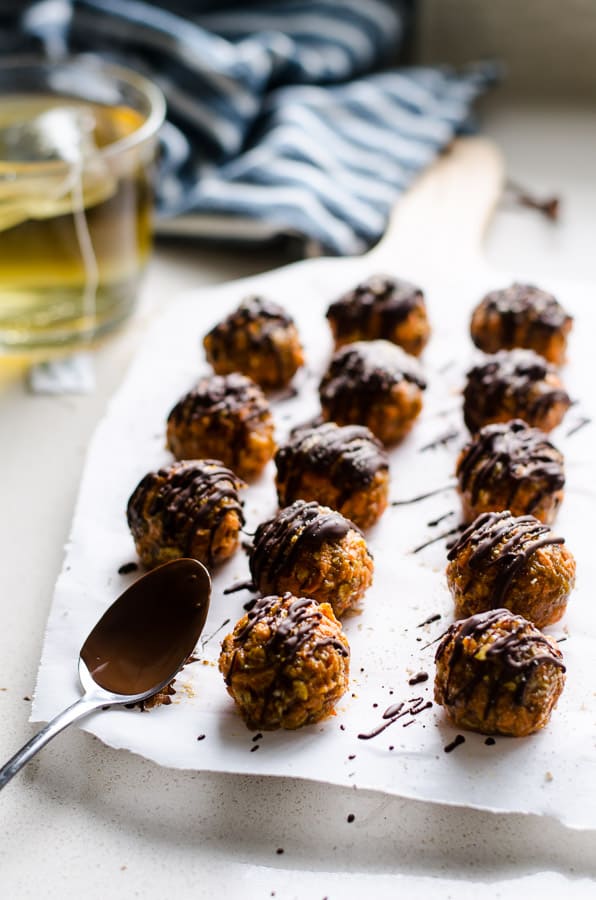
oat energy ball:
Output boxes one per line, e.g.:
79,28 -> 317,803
434,609 -> 566,736
166,373 -> 275,481
219,593 -> 350,730
275,422 -> 389,529
326,274 -> 430,356
456,419 -> 565,525
446,510 -> 575,628
319,340 -> 426,445
463,348 -> 570,435
249,500 -> 373,618
203,295 -> 304,390
470,283 -> 573,365
127,460 -> 244,569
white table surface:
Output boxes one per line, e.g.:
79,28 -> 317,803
1,100 -> 595,899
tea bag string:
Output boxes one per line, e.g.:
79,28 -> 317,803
70,154 -> 99,335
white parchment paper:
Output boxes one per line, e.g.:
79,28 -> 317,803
33,254 -> 596,829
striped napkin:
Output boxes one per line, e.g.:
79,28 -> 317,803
12,0 -> 497,256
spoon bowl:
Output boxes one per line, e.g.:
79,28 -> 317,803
0,558 -> 211,790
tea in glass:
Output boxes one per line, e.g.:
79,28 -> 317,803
0,59 -> 165,352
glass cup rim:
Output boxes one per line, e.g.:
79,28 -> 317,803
0,53 -> 166,174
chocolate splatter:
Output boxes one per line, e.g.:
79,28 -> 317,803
358,697 -> 432,740
444,734 -> 466,753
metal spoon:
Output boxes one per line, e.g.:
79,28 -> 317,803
0,558 -> 211,790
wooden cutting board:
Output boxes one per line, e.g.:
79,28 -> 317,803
369,136 -> 504,273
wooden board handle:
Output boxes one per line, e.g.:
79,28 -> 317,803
368,136 -> 504,271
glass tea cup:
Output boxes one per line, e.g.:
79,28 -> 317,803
0,56 -> 166,352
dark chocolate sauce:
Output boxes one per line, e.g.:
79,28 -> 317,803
417,613 -> 441,627
250,500 -> 362,592
435,608 -> 566,715
118,562 -> 138,575
408,671 -> 429,686
127,460 -> 244,568
444,734 -> 466,753
484,737 -> 496,746
463,349 -> 570,434
319,340 -> 426,425
326,274 -> 425,343
275,421 -> 388,507
456,419 -> 564,514
80,559 -> 210,696
447,511 -> 565,607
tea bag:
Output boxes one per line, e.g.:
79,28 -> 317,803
0,105 -> 117,232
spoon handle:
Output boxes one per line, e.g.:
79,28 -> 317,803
0,696 -> 104,791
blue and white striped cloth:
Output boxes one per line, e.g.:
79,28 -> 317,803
7,1 -> 497,255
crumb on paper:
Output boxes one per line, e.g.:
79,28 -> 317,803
545,771 -> 554,782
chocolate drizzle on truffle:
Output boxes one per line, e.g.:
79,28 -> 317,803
276,422 -> 388,507
457,419 -> 565,514
225,593 -> 349,687
473,283 -> 571,347
250,500 -> 357,589
463,349 -> 570,434
166,373 -> 273,478
320,341 -> 426,422
447,511 -> 564,608
435,608 -> 566,714
326,275 -> 424,337
203,295 -> 302,386
127,460 -> 244,567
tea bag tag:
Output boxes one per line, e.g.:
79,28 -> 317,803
28,353 -> 95,395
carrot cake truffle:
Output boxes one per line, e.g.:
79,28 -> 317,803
326,274 -> 430,356
462,348 -> 570,435
446,510 -> 575,628
319,340 -> 426,445
203,295 -> 304,390
249,500 -> 373,618
275,422 -> 389,529
127,460 -> 244,569
166,373 -> 275,481
219,593 -> 350,730
456,419 -> 565,525
470,283 -> 573,365
434,608 -> 566,736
